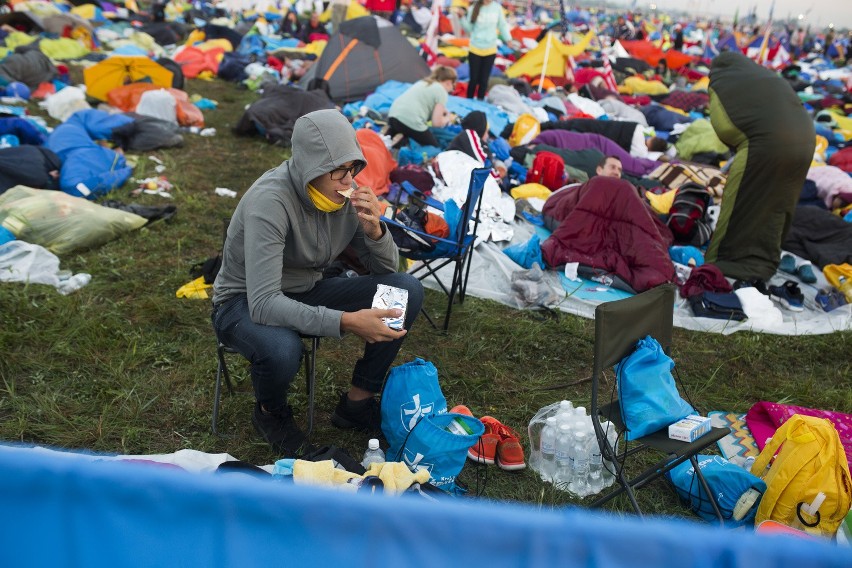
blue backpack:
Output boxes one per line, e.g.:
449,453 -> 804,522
381,359 -> 483,493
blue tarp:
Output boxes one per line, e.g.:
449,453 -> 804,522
0,445 -> 848,567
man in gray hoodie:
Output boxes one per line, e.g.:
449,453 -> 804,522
212,109 -> 424,457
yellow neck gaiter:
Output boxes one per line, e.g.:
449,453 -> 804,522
307,183 -> 344,213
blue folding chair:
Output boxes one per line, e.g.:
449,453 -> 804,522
381,167 -> 491,331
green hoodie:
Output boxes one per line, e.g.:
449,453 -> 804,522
212,109 -> 399,337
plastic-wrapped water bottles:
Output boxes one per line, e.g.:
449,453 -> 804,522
554,424 -> 573,490
361,438 -> 385,469
570,430 -> 590,496
540,417 -> 557,482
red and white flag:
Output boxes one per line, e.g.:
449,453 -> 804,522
602,55 -> 619,92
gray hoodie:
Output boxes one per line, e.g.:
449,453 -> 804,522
212,109 -> 399,338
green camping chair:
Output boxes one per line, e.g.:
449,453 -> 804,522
589,284 -> 729,522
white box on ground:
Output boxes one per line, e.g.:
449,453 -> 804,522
668,415 -> 712,442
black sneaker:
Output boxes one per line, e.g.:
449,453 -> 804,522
251,403 -> 311,458
732,278 -> 768,295
331,393 -> 382,432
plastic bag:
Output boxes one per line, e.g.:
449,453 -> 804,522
0,186 -> 147,255
527,401 -> 561,476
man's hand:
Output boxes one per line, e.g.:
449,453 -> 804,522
341,309 -> 407,343
351,185 -> 382,240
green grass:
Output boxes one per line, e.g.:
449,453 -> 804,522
1,77 -> 850,520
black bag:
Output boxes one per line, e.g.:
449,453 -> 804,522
667,183 -> 712,246
387,199 -> 436,254
190,255 -> 222,284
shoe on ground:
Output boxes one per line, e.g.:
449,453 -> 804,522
451,405 -> 498,465
252,403 -> 311,458
732,278 -> 768,295
769,280 -> 805,312
815,287 -> 848,312
779,254 -> 797,275
331,392 -> 382,433
797,262 -> 818,284
450,404 -> 473,416
480,416 -> 526,471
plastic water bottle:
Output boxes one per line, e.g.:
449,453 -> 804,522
601,421 -> 618,486
838,276 -> 852,303
361,438 -> 385,469
540,417 -> 557,482
554,423 -> 572,490
587,433 -> 604,495
570,431 -> 590,497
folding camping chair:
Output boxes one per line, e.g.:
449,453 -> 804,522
381,167 -> 491,331
588,284 -> 729,522
211,219 -> 321,439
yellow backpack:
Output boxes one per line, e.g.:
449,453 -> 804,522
508,113 -> 540,147
750,414 -> 852,536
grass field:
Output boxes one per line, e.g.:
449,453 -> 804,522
1,76 -> 850,521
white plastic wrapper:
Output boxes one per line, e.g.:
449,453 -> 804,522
372,284 -> 407,330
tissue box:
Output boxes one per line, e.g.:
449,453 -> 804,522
668,415 -> 712,442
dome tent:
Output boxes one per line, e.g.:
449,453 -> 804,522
299,16 -> 429,103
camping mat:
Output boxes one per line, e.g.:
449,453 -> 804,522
708,411 -> 759,462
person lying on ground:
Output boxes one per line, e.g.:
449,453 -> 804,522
530,128 -> 663,177
212,109 -> 424,458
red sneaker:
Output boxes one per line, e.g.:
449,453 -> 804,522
480,416 -> 526,471
452,405 -> 498,465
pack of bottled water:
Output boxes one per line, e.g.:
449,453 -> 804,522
528,400 -> 619,498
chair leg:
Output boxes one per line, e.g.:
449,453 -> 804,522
589,438 -> 644,517
691,455 -> 725,525
304,337 -> 319,441
212,345 -> 236,436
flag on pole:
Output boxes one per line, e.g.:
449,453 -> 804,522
601,55 -> 618,92
566,54 -> 576,83
757,24 -> 772,65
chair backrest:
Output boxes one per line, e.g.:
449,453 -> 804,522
453,167 -> 491,245
590,284 -> 676,412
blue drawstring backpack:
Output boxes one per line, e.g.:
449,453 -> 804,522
666,455 -> 766,526
616,335 -> 695,441
381,358 -> 483,493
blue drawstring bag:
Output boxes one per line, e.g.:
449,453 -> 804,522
380,358 -> 483,493
666,455 -> 766,526
616,335 -> 695,441
396,412 -> 484,494
381,358 -> 447,456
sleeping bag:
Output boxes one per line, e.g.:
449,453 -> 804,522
704,52 -> 815,281
541,176 -> 675,292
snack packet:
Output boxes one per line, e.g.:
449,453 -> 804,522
372,284 -> 408,330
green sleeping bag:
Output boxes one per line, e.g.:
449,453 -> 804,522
705,52 -> 815,281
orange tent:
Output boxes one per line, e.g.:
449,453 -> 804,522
107,83 -> 204,127
173,46 -> 224,79
619,40 -> 694,70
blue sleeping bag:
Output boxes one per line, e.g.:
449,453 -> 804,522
47,122 -> 133,199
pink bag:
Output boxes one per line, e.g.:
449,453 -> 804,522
745,401 -> 852,471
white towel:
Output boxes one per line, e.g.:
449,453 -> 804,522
734,287 -> 784,328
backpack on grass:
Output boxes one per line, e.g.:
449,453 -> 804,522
750,414 -> 852,536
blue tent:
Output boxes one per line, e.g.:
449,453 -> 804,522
0,445 -> 848,567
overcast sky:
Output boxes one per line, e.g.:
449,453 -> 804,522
607,0 -> 852,30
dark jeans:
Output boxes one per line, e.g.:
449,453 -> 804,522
387,117 -> 439,148
212,273 -> 424,412
467,53 -> 496,100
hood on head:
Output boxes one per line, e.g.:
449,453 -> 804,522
290,109 -> 366,194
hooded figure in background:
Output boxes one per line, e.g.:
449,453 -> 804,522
212,109 -> 424,457
704,52 -> 815,281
